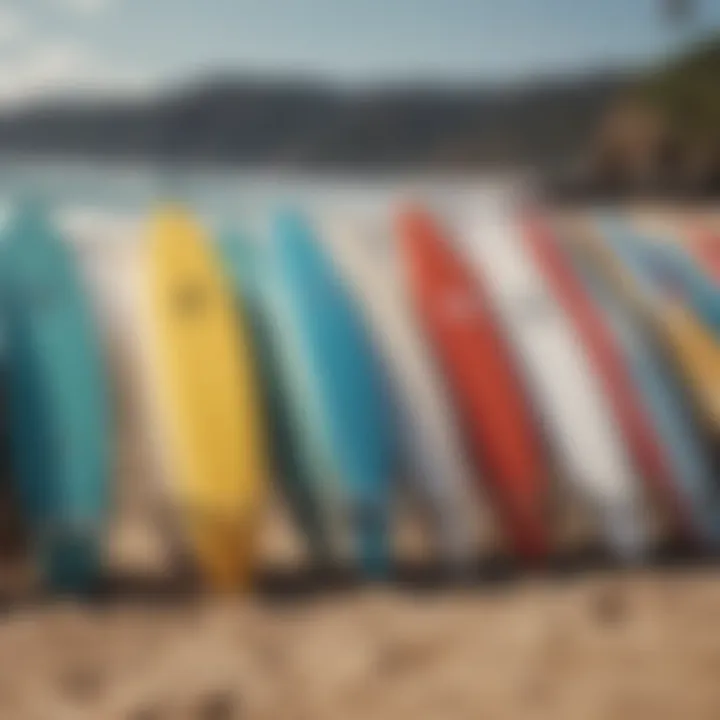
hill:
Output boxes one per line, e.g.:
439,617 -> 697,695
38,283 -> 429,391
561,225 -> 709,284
2,35 -> 716,190
0,74 -> 623,171
640,34 -> 720,146
588,34 -> 720,195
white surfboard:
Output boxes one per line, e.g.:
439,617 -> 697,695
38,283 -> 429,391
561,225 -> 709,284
316,212 -> 483,569
458,207 -> 647,559
60,212 -> 178,574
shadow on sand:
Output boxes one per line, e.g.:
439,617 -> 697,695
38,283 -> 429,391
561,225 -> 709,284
0,537 -> 713,614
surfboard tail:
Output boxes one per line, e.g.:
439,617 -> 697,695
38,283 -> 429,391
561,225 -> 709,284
353,501 -> 390,579
500,497 -> 548,564
434,503 -> 477,572
358,526 -> 390,579
600,501 -> 649,562
40,529 -> 103,594
187,511 -> 259,591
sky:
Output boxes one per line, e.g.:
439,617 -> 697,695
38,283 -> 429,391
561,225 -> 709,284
0,0 -> 719,105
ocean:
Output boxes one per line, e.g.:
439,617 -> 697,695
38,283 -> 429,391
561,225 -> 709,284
0,155 -> 525,236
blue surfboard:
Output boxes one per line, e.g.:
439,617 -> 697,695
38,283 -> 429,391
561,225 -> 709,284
595,215 -> 679,302
266,210 -> 396,577
637,237 -> 720,333
217,229 -> 331,564
601,216 -> 720,324
0,203 -> 111,592
569,236 -> 720,546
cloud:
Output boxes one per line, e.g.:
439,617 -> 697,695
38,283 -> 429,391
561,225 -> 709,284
0,5 -> 25,44
51,0 -> 116,16
0,41 -> 152,108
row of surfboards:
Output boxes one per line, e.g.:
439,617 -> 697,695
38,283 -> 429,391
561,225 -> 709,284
2,198 -> 720,594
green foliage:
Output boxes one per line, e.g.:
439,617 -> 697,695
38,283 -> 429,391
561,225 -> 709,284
638,33 -> 720,145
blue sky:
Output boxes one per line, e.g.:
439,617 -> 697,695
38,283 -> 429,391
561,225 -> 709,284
0,0 -> 719,104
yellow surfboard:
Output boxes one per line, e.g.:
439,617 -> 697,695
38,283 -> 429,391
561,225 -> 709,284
144,207 -> 266,589
658,304 -> 720,430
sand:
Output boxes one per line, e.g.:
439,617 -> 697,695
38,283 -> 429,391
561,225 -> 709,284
1,571 -> 720,719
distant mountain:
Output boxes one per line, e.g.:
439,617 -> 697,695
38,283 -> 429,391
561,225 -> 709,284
0,73 -> 626,170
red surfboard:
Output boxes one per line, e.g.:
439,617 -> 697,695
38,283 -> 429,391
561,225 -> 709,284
689,224 -> 720,282
396,206 -> 549,561
522,212 -> 697,546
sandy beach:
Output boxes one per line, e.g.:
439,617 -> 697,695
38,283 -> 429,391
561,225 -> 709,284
2,569 -> 720,719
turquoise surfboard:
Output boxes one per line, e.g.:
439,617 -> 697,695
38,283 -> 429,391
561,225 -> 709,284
0,317 -> 26,560
570,238 -> 720,546
266,210 -> 396,577
0,203 -> 111,592
217,230 -> 331,563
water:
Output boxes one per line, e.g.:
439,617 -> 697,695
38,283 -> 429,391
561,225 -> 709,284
0,155 -> 524,236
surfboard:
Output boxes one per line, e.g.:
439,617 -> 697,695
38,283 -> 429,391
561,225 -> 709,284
596,215 -> 720,435
0,341 -> 27,564
686,224 -> 720,283
461,208 -> 648,558
566,235 -> 719,547
266,209 -> 396,577
630,219 -> 720,334
316,212 -> 478,570
0,202 -> 111,592
144,207 -> 266,590
217,230 -> 331,564
396,206 -> 549,562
